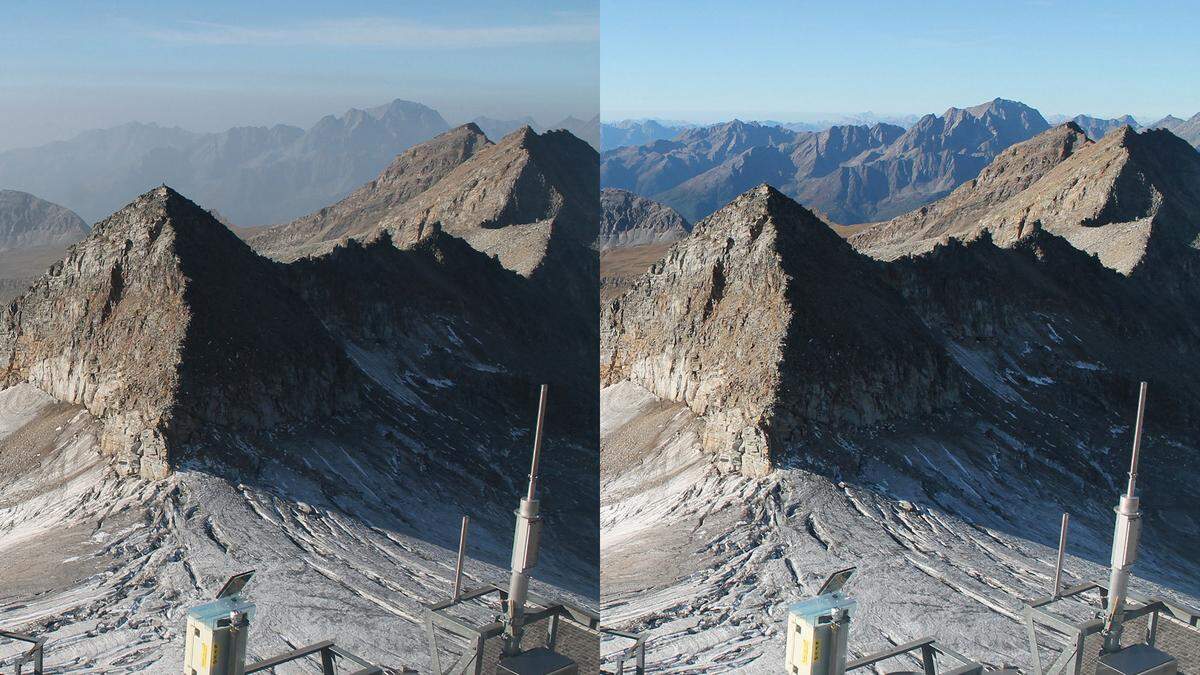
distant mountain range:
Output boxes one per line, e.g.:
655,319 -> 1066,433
601,101 -> 1200,226
0,99 -> 450,226
600,113 -> 927,153
1070,114 -> 1140,140
1151,112 -> 1200,148
0,101 -> 599,228
600,120 -> 692,152
603,98 -> 1056,224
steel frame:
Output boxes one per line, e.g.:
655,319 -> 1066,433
425,583 -> 599,675
244,639 -> 385,674
0,630 -> 45,675
847,636 -> 984,675
1023,581 -> 1200,675
600,628 -> 645,675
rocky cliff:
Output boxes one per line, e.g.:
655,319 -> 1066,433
601,185 -> 955,475
0,187 -> 358,477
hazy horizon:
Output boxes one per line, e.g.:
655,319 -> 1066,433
601,0 -> 1200,125
600,105 -> 1172,128
0,0 -> 598,152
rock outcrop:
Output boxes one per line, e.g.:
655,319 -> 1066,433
0,187 -> 357,477
598,188 -> 690,249
601,185 -> 955,475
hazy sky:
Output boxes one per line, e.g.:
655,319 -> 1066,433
0,1 -> 598,151
602,0 -> 1200,124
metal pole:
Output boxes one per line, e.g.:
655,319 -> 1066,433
1126,382 -> 1148,496
1102,381 -> 1149,652
505,385 -> 549,655
527,384 -> 548,501
1053,513 -> 1070,597
452,516 -> 470,602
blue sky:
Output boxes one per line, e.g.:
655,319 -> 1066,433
0,1 -> 598,150
601,0 -> 1200,123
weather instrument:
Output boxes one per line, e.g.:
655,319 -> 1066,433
786,567 -> 858,675
183,571 -> 256,675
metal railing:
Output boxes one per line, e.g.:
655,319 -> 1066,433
244,640 -> 385,674
1023,581 -> 1200,675
847,637 -> 985,675
600,628 -> 645,674
425,583 -> 600,675
0,630 -> 45,675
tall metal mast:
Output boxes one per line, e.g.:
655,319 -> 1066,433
503,384 -> 549,655
1102,381 -> 1149,652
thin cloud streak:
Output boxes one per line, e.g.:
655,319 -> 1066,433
143,17 -> 599,49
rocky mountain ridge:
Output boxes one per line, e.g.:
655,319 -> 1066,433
1151,112 -> 1200,148
604,164 -> 1200,476
1,124 -> 600,481
251,124 -> 601,325
851,123 -> 1200,276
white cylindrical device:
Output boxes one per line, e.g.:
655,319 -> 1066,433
506,496 -> 543,637
1102,382 -> 1148,652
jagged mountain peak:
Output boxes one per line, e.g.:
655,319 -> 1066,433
959,97 -> 1035,117
457,121 -> 487,137
603,185 -> 953,474
2,186 -> 356,479
853,122 -> 1200,275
